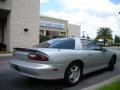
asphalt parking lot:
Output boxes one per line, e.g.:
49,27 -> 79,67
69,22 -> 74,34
0,47 -> 120,90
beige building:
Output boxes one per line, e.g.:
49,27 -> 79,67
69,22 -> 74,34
0,0 -> 40,51
0,0 -> 80,51
40,15 -> 68,38
40,16 -> 81,38
68,24 -> 81,37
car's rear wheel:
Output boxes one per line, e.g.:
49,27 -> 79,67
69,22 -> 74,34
108,56 -> 116,71
64,63 -> 82,86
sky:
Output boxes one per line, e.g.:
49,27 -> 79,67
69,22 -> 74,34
40,0 -> 120,39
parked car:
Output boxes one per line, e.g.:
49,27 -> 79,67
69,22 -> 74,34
9,37 -> 117,86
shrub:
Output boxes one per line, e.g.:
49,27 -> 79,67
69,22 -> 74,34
40,36 -> 50,43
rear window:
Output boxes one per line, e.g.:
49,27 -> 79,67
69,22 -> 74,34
33,38 -> 75,49
49,38 -> 75,49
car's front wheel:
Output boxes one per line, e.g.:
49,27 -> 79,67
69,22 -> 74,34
64,63 -> 82,86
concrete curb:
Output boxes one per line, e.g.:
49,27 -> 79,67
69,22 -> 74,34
0,54 -> 12,57
81,75 -> 120,90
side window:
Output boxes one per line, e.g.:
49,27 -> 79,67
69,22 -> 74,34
87,43 -> 101,50
81,39 -> 101,50
81,39 -> 91,49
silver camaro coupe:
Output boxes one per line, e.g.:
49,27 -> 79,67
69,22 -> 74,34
9,37 -> 117,86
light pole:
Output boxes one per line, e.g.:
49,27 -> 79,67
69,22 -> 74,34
82,31 -> 85,38
86,34 -> 90,39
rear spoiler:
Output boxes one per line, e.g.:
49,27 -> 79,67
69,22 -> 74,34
14,48 -> 38,53
13,48 -> 50,58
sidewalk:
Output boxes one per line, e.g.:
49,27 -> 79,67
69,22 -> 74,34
81,75 -> 120,90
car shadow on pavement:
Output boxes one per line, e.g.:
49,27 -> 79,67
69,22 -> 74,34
12,77 -> 66,90
82,68 -> 108,81
8,68 -> 110,90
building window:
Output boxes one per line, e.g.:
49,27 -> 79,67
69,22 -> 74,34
60,32 -> 66,37
46,31 -> 59,38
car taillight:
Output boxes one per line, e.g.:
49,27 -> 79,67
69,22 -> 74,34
28,53 -> 49,61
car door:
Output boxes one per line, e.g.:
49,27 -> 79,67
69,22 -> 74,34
80,40 -> 107,74
87,43 -> 108,69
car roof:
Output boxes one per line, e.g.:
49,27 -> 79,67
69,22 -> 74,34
50,37 -> 91,41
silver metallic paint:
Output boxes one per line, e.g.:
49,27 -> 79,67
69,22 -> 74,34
9,37 -> 116,80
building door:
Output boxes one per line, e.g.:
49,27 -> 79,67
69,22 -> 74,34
46,31 -> 59,38
0,20 -> 4,43
0,9 -> 9,51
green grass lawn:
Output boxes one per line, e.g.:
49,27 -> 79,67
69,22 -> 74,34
98,80 -> 120,90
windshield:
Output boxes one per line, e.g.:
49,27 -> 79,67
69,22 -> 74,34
33,38 -> 75,49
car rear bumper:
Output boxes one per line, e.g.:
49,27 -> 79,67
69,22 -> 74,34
9,59 -> 66,80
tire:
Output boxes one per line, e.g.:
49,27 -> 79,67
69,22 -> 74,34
64,63 -> 82,86
108,56 -> 116,71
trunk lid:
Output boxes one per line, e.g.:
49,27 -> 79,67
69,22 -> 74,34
13,48 -> 60,63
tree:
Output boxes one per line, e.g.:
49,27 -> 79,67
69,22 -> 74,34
114,35 -> 120,46
96,27 -> 113,46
